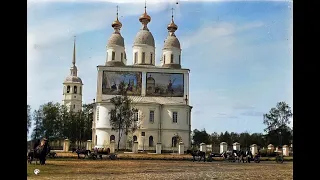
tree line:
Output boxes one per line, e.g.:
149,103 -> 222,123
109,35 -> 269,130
192,101 -> 293,148
27,102 -> 93,147
27,92 -> 292,150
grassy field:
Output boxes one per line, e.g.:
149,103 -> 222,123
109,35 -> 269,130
27,159 -> 293,180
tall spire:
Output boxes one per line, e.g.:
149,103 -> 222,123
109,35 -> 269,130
144,0 -> 147,13
167,8 -> 178,36
72,36 -> 76,66
112,5 -> 122,33
139,0 -> 151,30
70,36 -> 78,77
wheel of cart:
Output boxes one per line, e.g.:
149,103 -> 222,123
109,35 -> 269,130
47,152 -> 57,158
275,153 -> 284,163
92,147 -> 111,160
89,152 -> 97,160
253,154 -> 260,163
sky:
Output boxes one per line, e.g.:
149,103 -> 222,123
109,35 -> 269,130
27,0 -> 293,138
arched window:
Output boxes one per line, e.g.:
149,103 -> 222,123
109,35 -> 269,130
112,51 -> 115,60
95,135 -> 97,145
74,86 -> 77,94
163,55 -> 166,63
121,52 -> 123,61
172,136 -> 178,147
150,53 -> 153,64
110,135 -> 115,142
142,52 -> 145,63
134,52 -> 138,63
149,136 -> 154,147
80,87 -> 82,95
67,86 -> 70,93
170,54 -> 174,63
133,135 -> 137,142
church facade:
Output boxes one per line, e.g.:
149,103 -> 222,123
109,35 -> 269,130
91,6 -> 192,151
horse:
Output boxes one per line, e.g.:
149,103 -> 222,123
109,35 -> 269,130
223,150 -> 241,162
239,150 -> 251,163
27,138 -> 50,165
72,148 -> 91,159
186,150 -> 206,162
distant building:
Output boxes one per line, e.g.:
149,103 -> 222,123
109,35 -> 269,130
62,37 -> 83,112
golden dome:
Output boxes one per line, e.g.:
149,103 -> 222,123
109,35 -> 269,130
139,12 -> 151,22
112,18 -> 122,28
167,19 -> 178,30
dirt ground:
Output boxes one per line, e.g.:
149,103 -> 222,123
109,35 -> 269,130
27,159 -> 293,180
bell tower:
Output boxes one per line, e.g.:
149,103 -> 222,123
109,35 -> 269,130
62,36 -> 83,112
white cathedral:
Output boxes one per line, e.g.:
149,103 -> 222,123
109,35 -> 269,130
62,5 -> 192,152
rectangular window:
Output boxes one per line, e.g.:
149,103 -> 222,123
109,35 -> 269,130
134,52 -> 138,63
134,111 -> 139,121
173,112 -> 178,123
112,51 -> 115,60
121,53 -> 123,61
170,54 -> 174,63
149,110 -> 154,123
142,52 -> 145,63
179,55 -> 181,64
150,53 -> 153,64
141,132 -> 145,136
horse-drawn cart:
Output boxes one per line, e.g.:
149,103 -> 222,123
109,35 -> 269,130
275,152 -> 284,163
89,147 -> 117,160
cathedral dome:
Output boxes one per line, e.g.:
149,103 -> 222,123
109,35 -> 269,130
133,30 -> 155,47
107,33 -> 125,47
64,76 -> 83,84
163,35 -> 180,49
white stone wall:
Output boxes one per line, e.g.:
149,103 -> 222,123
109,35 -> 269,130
161,106 -> 190,130
94,103 -> 191,151
161,48 -> 181,66
95,105 -> 112,128
132,45 -> 155,65
62,83 -> 82,112
95,128 -> 127,149
106,46 -> 126,65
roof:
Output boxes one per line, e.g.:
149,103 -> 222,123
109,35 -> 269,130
163,35 -> 181,49
133,30 -> 155,47
64,76 -> 83,84
107,33 -> 125,47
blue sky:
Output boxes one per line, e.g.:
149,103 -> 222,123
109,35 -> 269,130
27,0 -> 293,137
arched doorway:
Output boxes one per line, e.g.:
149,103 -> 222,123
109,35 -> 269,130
172,136 -> 178,147
133,135 -> 137,142
149,136 -> 154,147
